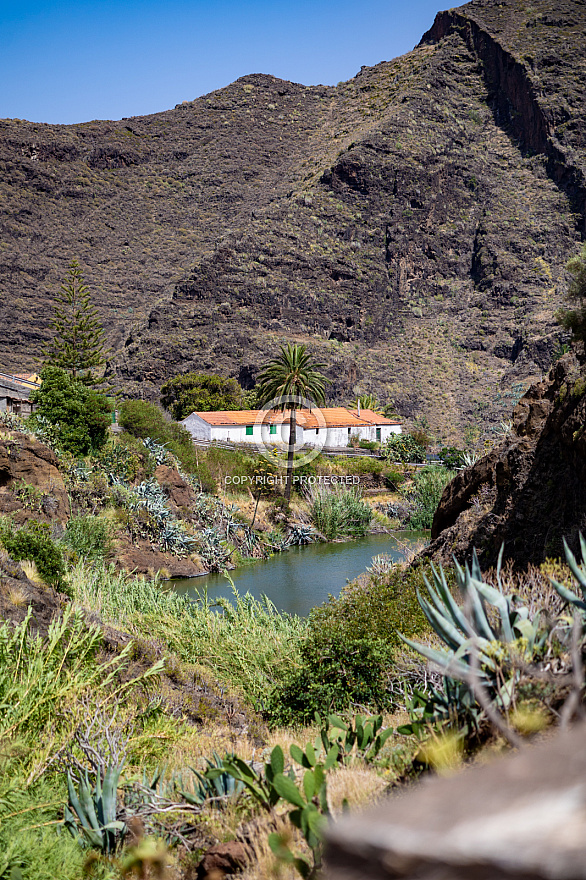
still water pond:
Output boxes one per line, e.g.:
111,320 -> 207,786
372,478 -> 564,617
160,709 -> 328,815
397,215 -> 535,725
168,531 -> 428,617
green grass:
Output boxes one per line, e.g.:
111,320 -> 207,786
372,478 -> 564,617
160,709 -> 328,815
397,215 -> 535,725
69,563 -> 308,706
0,606 -> 159,880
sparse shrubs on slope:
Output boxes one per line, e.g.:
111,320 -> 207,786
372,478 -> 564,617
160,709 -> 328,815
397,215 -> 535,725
557,242 -> 586,341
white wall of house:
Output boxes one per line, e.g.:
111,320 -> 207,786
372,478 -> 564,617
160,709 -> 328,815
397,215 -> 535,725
182,412 -> 401,448
322,423 -> 401,447
181,413 -> 212,441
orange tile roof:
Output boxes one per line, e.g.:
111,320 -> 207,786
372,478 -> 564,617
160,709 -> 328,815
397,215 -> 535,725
349,409 -> 401,426
191,407 -> 401,428
192,410 -> 267,426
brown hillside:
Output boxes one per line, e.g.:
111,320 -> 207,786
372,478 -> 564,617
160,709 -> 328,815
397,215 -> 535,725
1,0 -> 584,441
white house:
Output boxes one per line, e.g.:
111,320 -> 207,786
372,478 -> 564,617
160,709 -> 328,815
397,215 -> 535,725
181,406 -> 401,449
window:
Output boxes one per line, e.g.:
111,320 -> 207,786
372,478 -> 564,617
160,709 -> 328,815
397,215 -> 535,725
376,428 -> 381,441
348,427 -> 351,435
270,424 -> 277,435
316,428 -> 319,434
246,425 -> 253,436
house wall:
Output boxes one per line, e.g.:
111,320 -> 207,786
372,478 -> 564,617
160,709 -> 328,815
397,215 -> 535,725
181,413 -> 212,441
182,412 -> 401,448
323,424 -> 401,448
211,425 -> 247,442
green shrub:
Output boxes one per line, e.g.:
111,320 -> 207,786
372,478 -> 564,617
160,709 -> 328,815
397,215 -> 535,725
382,434 -> 426,464
28,366 -> 110,455
264,633 -> 393,725
309,562 -> 430,649
62,515 -> 112,562
406,466 -> 455,530
118,399 -> 172,442
438,446 -> 465,469
358,439 -> 379,451
0,518 -> 67,591
323,455 -> 385,476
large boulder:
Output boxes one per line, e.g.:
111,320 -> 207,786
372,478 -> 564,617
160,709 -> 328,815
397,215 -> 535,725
425,347 -> 586,568
325,722 -> 586,880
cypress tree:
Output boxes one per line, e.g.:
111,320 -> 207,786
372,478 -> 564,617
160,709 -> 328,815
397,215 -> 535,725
43,260 -> 107,383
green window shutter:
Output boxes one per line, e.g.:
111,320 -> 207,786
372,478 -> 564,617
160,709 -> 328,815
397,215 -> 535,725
246,425 -> 253,436
270,424 -> 276,434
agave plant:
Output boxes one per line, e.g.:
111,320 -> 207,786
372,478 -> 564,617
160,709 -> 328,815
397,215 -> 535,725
400,548 -> 547,705
549,534 -> 586,612
286,525 -> 315,546
198,527 -> 231,572
64,765 -> 126,854
366,553 -> 394,576
462,450 -> 480,468
142,437 -> 172,466
180,752 -> 245,806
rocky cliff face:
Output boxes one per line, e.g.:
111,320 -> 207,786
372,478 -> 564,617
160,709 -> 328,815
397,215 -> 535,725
1,0 -> 584,441
427,345 -> 586,567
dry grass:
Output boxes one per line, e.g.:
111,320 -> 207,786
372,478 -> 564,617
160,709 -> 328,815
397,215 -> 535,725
19,559 -> 44,585
162,721 -> 262,774
240,815 -> 303,880
486,559 -> 567,620
326,765 -> 388,818
4,582 -> 28,607
264,724 -> 321,759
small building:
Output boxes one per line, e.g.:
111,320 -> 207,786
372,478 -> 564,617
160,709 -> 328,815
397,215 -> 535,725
0,371 -> 41,416
181,406 -> 401,449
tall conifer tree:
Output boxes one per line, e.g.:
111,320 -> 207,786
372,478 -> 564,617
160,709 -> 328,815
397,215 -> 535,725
43,260 -> 107,383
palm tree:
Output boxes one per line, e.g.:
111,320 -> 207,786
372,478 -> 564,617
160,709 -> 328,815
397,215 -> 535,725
354,393 -> 382,414
256,343 -> 329,500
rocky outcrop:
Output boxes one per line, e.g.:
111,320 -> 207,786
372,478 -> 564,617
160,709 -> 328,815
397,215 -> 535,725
427,347 -> 586,567
421,1 -> 586,233
0,431 -> 70,523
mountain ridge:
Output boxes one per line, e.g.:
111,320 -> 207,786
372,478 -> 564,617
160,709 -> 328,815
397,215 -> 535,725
1,0 -> 584,442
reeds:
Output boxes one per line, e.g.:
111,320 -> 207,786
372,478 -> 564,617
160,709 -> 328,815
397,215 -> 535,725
69,563 -> 308,705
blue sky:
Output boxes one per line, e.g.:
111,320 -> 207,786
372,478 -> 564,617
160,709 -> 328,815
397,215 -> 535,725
0,0 -> 444,124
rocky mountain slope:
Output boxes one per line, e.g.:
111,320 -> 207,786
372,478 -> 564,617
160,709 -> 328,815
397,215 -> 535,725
1,0 -> 584,440
427,345 -> 586,567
